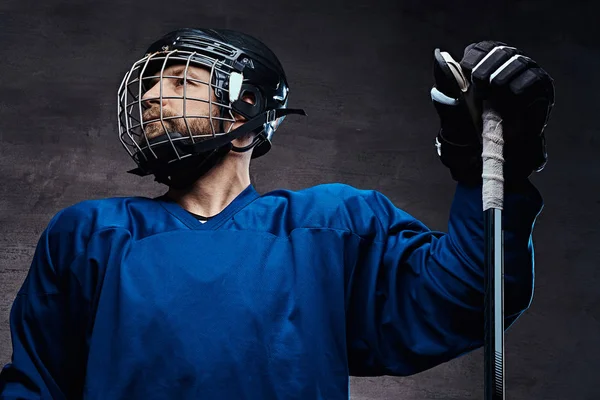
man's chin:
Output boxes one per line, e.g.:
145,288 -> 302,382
138,129 -> 171,147
144,131 -> 166,140
142,123 -> 179,141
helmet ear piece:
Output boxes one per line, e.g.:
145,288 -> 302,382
231,84 -> 264,120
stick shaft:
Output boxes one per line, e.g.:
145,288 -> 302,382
482,107 -> 505,400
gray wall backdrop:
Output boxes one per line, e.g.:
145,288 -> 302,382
1,0 -> 598,399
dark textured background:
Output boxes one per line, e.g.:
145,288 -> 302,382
1,0 -> 598,398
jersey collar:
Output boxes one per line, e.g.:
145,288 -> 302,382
156,184 -> 259,230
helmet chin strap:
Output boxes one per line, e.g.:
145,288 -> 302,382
231,134 -> 264,153
153,145 -> 232,189
218,98 -> 264,154
153,136 -> 260,189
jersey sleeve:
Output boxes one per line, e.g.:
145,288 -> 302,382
345,180 -> 544,376
0,207 -> 131,399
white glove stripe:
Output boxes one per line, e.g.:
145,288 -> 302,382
472,46 -> 517,79
490,54 -> 532,83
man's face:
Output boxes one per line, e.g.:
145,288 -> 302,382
140,64 -> 227,141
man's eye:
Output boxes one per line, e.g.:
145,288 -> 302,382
175,78 -> 193,87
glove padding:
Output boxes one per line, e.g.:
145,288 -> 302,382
431,40 -> 555,185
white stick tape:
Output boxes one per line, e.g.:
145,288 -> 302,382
482,108 -> 505,211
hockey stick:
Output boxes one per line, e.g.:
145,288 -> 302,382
481,104 -> 505,400
431,48 -> 506,398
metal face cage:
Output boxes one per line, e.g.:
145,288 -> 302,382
117,49 -> 245,168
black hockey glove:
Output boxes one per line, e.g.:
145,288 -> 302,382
430,40 -> 555,186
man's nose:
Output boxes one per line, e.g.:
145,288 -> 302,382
141,80 -> 167,109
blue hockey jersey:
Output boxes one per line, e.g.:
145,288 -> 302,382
0,181 -> 543,399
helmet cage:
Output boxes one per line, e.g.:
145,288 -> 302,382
117,49 -> 249,168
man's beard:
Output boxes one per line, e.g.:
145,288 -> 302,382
140,107 -> 222,145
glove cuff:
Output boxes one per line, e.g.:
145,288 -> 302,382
436,129 -> 547,186
436,129 -> 483,185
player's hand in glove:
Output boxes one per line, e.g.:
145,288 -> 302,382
430,40 -> 555,186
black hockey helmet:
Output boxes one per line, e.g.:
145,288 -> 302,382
117,28 -> 306,188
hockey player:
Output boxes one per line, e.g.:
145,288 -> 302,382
0,29 -> 554,399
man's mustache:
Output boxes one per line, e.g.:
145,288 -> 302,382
142,108 -> 179,123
